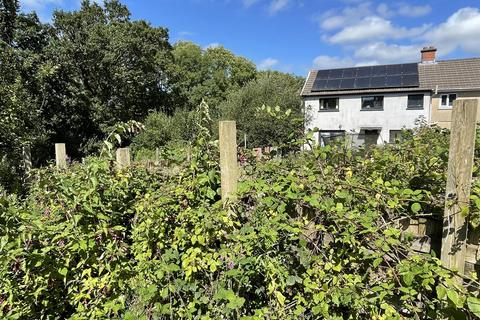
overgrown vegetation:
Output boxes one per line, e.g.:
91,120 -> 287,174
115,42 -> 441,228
1,105 -> 480,318
0,0 -> 303,191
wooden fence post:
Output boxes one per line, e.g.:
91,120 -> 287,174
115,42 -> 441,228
441,99 -> 478,274
219,121 -> 238,203
22,145 -> 32,173
155,148 -> 160,165
55,143 -> 67,169
116,147 -> 131,169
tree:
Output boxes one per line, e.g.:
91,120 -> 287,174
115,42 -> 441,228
220,71 -> 304,148
0,43 -> 47,191
36,0 -> 174,156
171,41 -> 257,114
0,0 -> 18,44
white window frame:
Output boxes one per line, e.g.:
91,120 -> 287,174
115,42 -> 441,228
439,93 -> 457,109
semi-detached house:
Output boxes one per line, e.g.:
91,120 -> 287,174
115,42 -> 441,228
301,47 -> 480,146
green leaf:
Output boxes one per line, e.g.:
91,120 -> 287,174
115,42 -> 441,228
467,297 -> 480,316
274,291 -> 286,306
446,289 -> 463,308
411,202 -> 422,213
58,267 -> 68,277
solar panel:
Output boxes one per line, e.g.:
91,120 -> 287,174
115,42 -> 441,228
386,75 -> 402,87
402,74 -> 419,87
342,68 -> 356,78
371,65 -> 387,76
386,64 -> 402,75
355,77 -> 371,89
340,78 -> 355,89
310,63 -> 419,92
316,70 -> 330,79
370,76 -> 386,87
312,79 -> 327,91
402,63 -> 418,75
326,79 -> 342,89
356,66 -> 372,77
329,69 -> 343,79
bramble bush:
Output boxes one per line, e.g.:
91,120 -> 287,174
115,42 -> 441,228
2,117 -> 480,318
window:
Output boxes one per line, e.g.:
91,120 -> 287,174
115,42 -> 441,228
319,130 -> 345,146
361,96 -> 384,110
363,129 -> 380,146
319,98 -> 339,111
389,130 -> 403,143
440,94 -> 457,108
407,94 -> 424,109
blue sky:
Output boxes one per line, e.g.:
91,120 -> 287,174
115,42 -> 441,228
20,0 -> 480,76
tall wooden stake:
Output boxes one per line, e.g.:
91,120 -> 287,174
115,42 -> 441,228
55,143 -> 67,169
116,147 -> 131,169
22,145 -> 32,173
441,99 -> 478,274
219,121 -> 238,203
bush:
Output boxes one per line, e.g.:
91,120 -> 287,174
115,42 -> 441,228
220,71 -> 305,148
1,124 -> 480,319
132,109 -> 198,151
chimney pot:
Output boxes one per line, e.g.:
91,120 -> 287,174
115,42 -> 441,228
421,46 -> 437,64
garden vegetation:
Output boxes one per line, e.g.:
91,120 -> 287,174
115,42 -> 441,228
1,106 -> 480,318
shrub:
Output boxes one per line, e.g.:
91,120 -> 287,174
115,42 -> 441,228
1,124 -> 480,319
132,109 -> 198,151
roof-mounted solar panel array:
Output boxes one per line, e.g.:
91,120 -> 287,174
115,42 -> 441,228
311,63 -> 419,92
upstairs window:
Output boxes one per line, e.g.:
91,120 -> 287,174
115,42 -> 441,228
440,94 -> 457,109
407,94 -> 424,109
361,96 -> 384,110
319,98 -> 339,111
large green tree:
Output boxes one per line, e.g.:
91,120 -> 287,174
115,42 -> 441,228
171,41 -> 257,114
0,0 -> 18,44
37,0 -> 173,156
220,71 -> 304,148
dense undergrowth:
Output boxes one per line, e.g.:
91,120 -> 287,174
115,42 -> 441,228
2,123 -> 480,319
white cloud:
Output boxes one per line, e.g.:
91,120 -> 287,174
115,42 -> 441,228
328,16 -> 430,44
243,0 -> 261,7
21,0 -> 62,10
354,42 -> 421,64
313,55 -> 354,69
424,7 -> 480,55
376,3 -> 393,18
204,42 -> 221,49
258,57 -> 279,70
398,3 -> 431,18
268,0 -> 290,15
317,2 -> 371,31
178,31 -> 194,37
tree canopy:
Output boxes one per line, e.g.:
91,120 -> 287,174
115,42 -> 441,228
0,0 -> 305,190
220,71 -> 304,148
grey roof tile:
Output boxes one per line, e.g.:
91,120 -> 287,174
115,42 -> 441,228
301,57 -> 480,97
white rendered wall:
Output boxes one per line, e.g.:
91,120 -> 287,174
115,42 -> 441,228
304,93 -> 431,145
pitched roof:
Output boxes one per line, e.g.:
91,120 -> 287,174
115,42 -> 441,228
419,58 -> 480,92
302,57 -> 480,97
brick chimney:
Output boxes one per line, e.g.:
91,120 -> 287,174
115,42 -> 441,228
421,46 -> 437,64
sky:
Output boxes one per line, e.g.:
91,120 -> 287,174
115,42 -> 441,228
19,0 -> 480,76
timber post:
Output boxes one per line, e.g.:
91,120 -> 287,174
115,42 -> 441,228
116,147 -> 131,170
55,143 -> 67,169
22,145 -> 32,173
441,99 -> 478,274
219,121 -> 238,203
